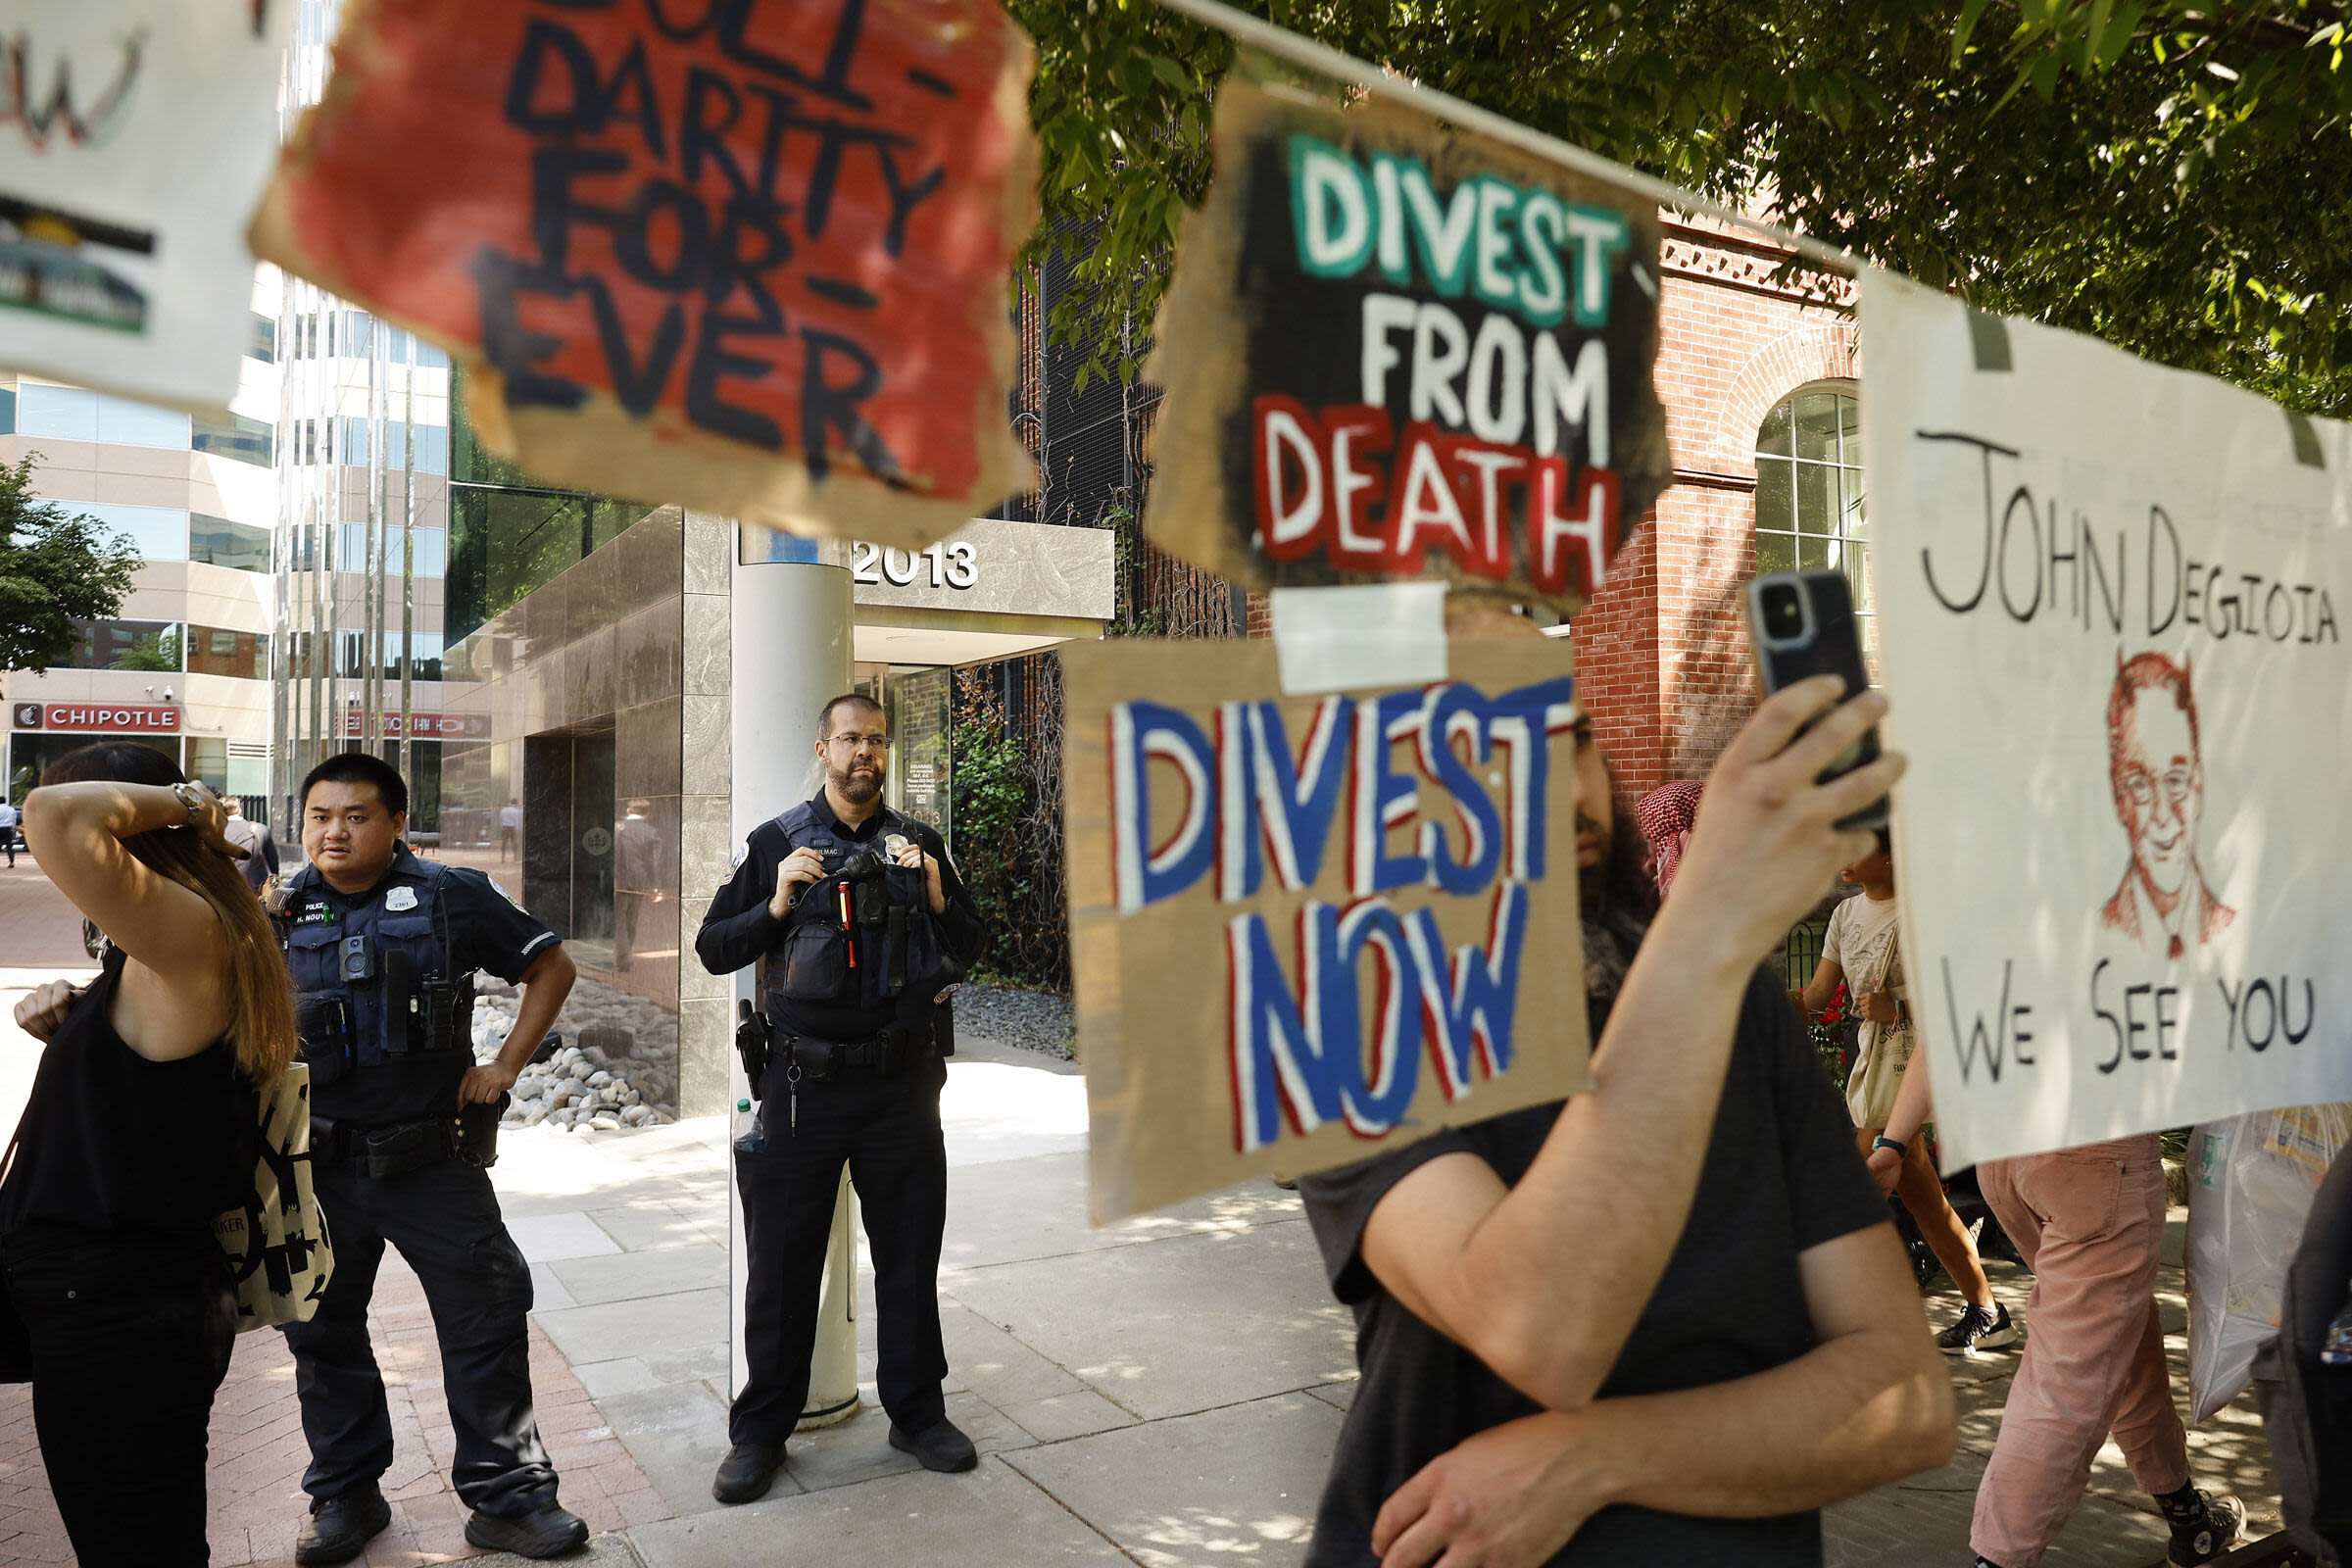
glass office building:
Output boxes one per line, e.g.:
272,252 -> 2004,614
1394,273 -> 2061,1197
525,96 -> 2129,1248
1,281 -> 283,808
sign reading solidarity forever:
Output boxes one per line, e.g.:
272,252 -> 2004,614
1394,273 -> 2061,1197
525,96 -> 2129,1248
1864,273 -> 2352,1168
1144,83 -> 1672,615
250,0 -> 1036,547
0,0 -> 290,410
1063,637 -> 1592,1222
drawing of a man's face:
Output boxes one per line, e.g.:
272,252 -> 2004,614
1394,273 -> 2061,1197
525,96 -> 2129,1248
2109,681 -> 2201,898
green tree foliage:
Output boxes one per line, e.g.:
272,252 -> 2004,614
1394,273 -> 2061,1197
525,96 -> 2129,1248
0,455 -> 140,672
949,680 -> 1069,987
1014,0 -> 2352,414
111,626 -> 180,672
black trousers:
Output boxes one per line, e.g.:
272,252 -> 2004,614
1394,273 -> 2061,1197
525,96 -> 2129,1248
732,1058 -> 950,1446
2,1223 -> 235,1567
280,1156 -> 557,1516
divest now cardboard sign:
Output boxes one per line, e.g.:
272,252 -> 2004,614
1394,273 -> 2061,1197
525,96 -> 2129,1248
1864,272 -> 2352,1167
250,0 -> 1036,547
1144,84 -> 1671,615
1064,638 -> 1592,1222
0,0 -> 289,411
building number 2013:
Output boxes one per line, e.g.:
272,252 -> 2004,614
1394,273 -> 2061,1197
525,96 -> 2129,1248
851,541 -> 980,589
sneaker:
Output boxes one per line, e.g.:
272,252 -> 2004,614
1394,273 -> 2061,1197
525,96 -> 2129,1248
888,1416 -> 979,1472
294,1486 -> 392,1566
1936,1301 -> 2021,1355
2165,1491 -> 2244,1567
464,1500 -> 589,1558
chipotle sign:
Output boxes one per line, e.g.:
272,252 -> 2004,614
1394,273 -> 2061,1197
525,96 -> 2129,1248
13,703 -> 181,733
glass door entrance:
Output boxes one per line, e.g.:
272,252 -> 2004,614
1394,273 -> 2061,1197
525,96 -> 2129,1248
854,664 -> 952,851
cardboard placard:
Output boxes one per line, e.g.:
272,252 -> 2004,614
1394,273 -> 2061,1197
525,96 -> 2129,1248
1144,82 -> 1671,615
1863,272 -> 2352,1167
0,0 -> 290,410
251,0 -> 1035,546
1064,637 -> 1592,1222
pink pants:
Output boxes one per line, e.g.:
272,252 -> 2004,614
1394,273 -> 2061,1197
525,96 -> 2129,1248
1970,1135 -> 2189,1568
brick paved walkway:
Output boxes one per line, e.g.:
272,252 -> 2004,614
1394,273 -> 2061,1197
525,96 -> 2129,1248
0,860 -> 92,969
0,864 -> 674,1565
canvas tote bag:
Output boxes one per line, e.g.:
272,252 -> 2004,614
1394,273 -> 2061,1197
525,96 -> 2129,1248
215,1061 -> 334,1330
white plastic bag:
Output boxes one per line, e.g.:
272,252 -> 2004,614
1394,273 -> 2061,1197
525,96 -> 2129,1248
2185,1102 -> 2352,1421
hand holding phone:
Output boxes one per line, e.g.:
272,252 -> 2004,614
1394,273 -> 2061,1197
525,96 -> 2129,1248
1745,569 -> 1888,832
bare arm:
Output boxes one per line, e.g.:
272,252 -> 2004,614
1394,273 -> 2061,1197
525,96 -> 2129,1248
1357,679 -> 1902,1411
1864,1039 -> 1938,1193
24,780 -> 239,1061
459,943 -> 575,1106
1795,954 -> 1844,1018
1373,1225 -> 1956,1568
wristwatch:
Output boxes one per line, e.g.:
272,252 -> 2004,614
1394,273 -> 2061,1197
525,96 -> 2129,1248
1872,1135 -> 1908,1157
170,781 -> 206,828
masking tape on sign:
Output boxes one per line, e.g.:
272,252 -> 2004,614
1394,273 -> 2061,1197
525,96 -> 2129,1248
1269,582 -> 1448,696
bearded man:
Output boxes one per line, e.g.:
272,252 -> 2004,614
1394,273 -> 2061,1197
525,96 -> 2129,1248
694,692 -> 983,1502
1296,678 -> 1956,1567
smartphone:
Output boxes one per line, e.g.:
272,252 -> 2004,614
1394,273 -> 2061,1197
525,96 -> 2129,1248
1744,569 -> 1887,832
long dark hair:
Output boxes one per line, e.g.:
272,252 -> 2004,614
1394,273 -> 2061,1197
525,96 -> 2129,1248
1581,779 -> 1660,1036
40,743 -> 297,1087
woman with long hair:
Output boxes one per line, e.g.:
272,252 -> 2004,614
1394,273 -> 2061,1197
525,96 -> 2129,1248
1,742 -> 298,1565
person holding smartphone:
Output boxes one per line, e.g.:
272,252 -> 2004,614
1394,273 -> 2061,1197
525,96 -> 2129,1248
2,744 -> 297,1566
1296,675 -> 1956,1567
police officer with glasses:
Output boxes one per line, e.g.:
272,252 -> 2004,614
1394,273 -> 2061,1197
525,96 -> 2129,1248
697,692 -> 982,1503
273,753 -> 588,1563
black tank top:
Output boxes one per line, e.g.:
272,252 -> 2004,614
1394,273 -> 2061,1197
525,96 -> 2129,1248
0,948 -> 257,1243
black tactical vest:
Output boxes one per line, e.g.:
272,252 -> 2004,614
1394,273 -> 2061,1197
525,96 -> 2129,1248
281,859 -> 474,1086
764,802 -> 962,1024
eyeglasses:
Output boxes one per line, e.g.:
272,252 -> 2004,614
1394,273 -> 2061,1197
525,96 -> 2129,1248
826,732 -> 889,752
2120,765 -> 2192,810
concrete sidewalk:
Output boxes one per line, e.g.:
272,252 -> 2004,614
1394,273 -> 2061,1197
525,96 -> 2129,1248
0,858 -> 2286,1566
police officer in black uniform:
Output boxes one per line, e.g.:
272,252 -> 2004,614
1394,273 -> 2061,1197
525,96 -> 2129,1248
696,692 -> 983,1503
274,754 -> 590,1563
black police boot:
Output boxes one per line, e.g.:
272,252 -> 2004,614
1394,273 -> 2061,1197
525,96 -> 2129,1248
464,1499 -> 589,1558
711,1441 -> 786,1504
294,1485 -> 392,1566
889,1417 -> 978,1473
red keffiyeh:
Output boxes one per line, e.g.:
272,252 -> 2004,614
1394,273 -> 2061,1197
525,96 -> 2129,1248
1636,780 -> 1705,897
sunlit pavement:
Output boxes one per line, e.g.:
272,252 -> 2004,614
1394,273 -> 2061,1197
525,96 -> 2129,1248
0,860 -> 2280,1566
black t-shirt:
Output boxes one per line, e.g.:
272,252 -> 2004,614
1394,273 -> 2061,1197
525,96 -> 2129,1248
1297,967 -> 1889,1568
299,847 -> 560,1125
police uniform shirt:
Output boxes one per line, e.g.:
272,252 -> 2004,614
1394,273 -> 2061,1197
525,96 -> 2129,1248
292,843 -> 561,1126
696,794 -> 982,1044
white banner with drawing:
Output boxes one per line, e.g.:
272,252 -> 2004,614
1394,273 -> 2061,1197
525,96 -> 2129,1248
1864,271 -> 2352,1168
0,0 -> 290,410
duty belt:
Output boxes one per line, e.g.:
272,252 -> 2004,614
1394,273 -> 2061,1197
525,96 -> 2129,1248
313,1100 -> 505,1179
785,1033 -> 897,1079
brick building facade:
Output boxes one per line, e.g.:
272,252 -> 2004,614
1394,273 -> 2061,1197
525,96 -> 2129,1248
1571,220 -> 1861,802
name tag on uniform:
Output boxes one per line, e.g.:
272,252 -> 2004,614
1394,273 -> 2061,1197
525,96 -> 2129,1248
385,887 -> 418,911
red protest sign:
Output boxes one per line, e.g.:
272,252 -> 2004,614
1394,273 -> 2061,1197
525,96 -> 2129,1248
251,0 -> 1036,546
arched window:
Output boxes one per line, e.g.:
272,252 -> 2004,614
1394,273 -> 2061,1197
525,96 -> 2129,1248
1755,384 -> 1874,670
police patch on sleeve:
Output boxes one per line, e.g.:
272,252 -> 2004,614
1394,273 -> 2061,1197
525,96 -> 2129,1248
487,876 -> 526,909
